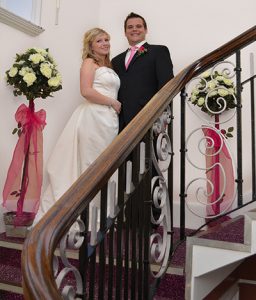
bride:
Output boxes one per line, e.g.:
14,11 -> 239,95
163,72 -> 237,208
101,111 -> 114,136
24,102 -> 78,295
33,28 -> 121,227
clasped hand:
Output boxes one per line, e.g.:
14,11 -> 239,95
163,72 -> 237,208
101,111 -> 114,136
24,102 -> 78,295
111,99 -> 122,114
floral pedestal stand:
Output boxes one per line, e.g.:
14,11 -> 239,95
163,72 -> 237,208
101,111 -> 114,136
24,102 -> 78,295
2,47 -> 62,237
3,100 -> 46,237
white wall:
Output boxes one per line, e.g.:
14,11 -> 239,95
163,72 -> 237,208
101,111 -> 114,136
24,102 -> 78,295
0,0 -> 255,231
98,0 -> 255,71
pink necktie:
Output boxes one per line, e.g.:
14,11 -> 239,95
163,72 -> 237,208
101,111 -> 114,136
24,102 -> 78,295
125,46 -> 137,69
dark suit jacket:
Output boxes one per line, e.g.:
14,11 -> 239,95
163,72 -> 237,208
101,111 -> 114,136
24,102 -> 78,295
112,43 -> 174,130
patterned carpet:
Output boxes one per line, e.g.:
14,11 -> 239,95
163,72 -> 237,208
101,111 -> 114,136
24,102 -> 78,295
0,215 -> 246,299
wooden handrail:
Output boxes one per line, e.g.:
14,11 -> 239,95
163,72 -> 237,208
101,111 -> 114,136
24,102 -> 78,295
22,25 -> 256,299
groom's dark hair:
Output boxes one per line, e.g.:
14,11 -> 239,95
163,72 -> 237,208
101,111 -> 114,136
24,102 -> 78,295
124,12 -> 147,30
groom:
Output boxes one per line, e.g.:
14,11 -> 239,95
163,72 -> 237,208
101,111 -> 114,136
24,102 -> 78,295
112,12 -> 174,130
112,12 -> 174,226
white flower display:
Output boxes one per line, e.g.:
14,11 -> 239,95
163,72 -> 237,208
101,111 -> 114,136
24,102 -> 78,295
6,47 -> 62,100
189,71 -> 236,115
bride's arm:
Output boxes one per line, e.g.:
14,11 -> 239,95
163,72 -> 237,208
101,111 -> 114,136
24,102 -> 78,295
80,58 -> 121,113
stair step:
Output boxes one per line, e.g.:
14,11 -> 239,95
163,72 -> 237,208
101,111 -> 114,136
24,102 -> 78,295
155,274 -> 185,300
0,246 -> 22,296
0,233 -> 24,250
196,215 -> 244,244
0,290 -> 24,300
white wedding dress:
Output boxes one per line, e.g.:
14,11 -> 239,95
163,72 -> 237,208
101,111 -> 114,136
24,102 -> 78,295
33,67 -> 120,227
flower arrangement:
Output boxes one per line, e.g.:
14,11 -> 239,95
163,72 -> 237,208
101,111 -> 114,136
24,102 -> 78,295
3,47 -> 62,235
189,70 -> 236,116
6,47 -> 62,100
137,45 -> 147,56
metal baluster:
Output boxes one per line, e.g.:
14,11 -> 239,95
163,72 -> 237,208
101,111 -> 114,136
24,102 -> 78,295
235,50 -> 243,206
131,144 -> 140,300
115,162 -> 126,299
79,208 -> 89,300
143,130 -> 153,300
98,184 -> 108,299
107,225 -> 114,300
168,101 -> 175,252
180,87 -> 187,239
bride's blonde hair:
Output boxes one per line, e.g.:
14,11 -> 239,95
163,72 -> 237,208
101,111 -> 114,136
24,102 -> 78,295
82,28 -> 112,68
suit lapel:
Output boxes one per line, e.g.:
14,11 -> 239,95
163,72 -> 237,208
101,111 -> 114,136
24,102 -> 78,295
120,50 -> 128,71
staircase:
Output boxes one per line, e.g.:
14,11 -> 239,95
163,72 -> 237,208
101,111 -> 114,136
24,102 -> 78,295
1,211 -> 255,299
1,26 -> 255,300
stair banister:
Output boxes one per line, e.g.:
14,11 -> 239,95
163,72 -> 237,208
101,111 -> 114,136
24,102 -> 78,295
22,25 -> 256,299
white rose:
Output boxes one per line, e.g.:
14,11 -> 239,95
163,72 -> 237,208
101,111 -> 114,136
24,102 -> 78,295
192,88 -> 199,96
56,72 -> 62,80
9,67 -> 18,77
23,72 -> 37,86
48,76 -> 61,87
40,63 -> 52,78
197,97 -> 205,106
202,71 -> 210,78
191,95 -> 197,103
216,75 -> 224,82
29,53 -> 45,64
34,48 -> 48,56
223,78 -> 233,86
218,88 -> 229,97
207,80 -> 216,89
19,67 -> 33,76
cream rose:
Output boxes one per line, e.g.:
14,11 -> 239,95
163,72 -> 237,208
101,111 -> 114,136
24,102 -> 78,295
48,76 -> 61,87
34,47 -> 48,56
216,75 -> 224,82
191,95 -> 197,102
40,63 -> 52,78
29,53 -> 45,64
197,97 -> 205,106
19,67 -> 33,76
202,71 -> 210,78
9,67 -> 18,77
223,78 -> 233,86
218,88 -> 229,97
192,88 -> 199,96
207,80 -> 216,89
23,72 -> 37,86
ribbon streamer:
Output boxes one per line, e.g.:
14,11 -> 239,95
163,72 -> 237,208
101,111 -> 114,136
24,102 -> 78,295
202,126 -> 234,216
3,101 -> 46,225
